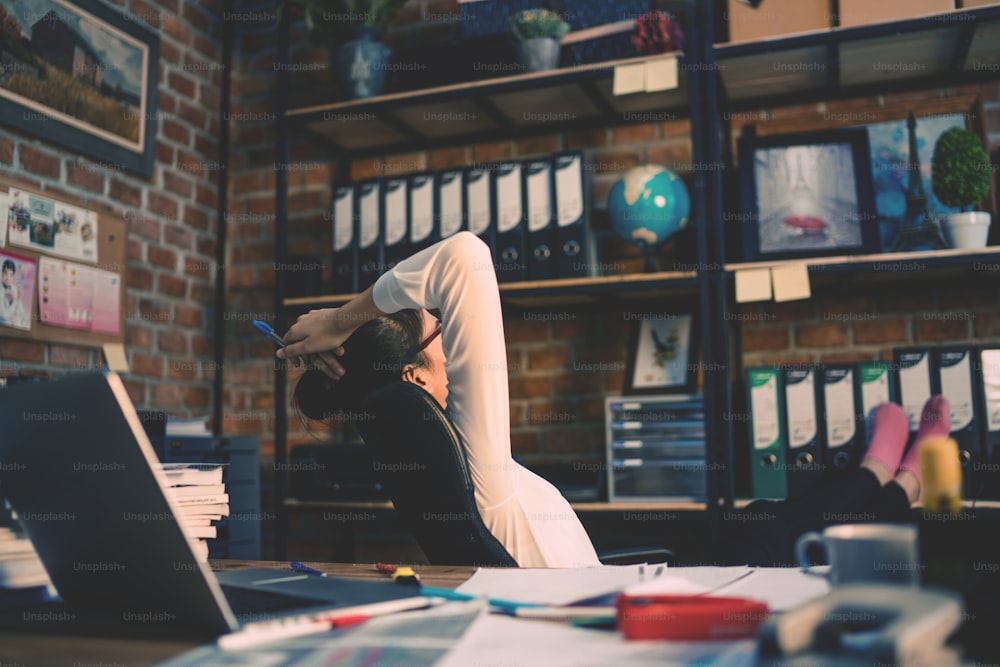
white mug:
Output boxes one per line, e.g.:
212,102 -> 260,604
795,523 -> 920,586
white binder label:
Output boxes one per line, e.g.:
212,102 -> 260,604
467,171 -> 491,236
410,177 -> 433,244
555,154 -> 584,227
751,374 -> 779,450
359,184 -> 379,249
899,354 -> 932,431
333,188 -> 353,252
526,163 -> 551,233
824,370 -> 855,448
439,172 -> 463,239
982,350 -> 1000,432
939,352 -> 973,431
786,372 -> 817,449
496,165 -> 522,234
384,180 -> 407,246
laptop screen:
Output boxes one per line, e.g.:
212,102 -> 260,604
0,371 -> 237,637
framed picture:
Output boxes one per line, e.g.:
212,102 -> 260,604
738,96 -> 995,250
625,313 -> 697,394
739,128 -> 880,262
0,0 -> 159,177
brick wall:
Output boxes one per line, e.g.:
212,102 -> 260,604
0,0 -> 222,416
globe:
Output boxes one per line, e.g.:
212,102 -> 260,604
606,165 -> 691,255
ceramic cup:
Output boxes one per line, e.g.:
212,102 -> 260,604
795,523 -> 920,586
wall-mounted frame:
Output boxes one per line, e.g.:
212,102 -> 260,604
738,128 -> 880,262
741,96 -> 996,249
0,0 -> 159,177
625,312 -> 697,394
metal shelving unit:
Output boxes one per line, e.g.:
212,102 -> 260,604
271,2 -> 1000,559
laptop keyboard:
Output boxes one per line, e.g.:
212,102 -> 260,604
220,585 -> 331,617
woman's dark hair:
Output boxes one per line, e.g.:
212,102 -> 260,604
293,309 -> 427,421
2,259 -> 15,274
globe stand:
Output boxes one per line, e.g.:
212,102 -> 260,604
638,243 -> 657,273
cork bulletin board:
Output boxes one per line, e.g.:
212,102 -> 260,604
0,175 -> 127,347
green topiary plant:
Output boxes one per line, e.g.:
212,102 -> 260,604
931,126 -> 992,212
281,0 -> 409,44
507,8 -> 571,42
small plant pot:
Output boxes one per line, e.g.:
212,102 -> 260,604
513,37 -> 561,73
941,211 -> 991,249
337,26 -> 392,100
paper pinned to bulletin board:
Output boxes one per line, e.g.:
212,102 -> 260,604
1,177 -> 126,347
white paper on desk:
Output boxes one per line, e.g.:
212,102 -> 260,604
624,566 -> 753,597
711,566 -> 830,612
436,611 -> 757,667
456,565 -> 650,606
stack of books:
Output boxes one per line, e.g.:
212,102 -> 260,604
160,463 -> 229,562
0,519 -> 54,609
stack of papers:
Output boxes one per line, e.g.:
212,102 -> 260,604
160,463 -> 229,561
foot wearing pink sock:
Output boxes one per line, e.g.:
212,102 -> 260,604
896,395 -> 951,502
861,402 -> 910,486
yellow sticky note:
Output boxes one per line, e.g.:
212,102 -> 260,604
645,57 -> 678,92
771,264 -> 812,302
735,268 -> 773,303
102,343 -> 130,373
612,63 -> 645,96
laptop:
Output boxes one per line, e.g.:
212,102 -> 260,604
0,371 -> 426,640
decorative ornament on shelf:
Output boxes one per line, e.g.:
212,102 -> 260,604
507,8 -> 570,73
888,112 -> 948,253
631,10 -> 685,56
281,0 -> 408,99
931,126 -> 993,249
606,165 -> 691,272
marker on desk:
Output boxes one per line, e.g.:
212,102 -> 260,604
252,320 -> 287,347
290,561 -> 327,577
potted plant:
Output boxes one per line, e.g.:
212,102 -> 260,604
931,126 -> 993,249
282,0 -> 409,99
507,8 -> 570,73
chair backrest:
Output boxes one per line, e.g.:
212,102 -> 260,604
350,381 -> 518,567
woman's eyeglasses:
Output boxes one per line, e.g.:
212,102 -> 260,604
415,323 -> 442,352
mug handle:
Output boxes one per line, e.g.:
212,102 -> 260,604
795,531 -> 829,578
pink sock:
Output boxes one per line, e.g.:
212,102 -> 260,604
863,402 -> 910,474
898,395 -> 951,479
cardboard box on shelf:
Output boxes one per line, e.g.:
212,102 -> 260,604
724,0 -> 832,43
837,0 -> 956,27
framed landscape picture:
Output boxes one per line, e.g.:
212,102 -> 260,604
739,128 -> 880,262
0,0 -> 159,177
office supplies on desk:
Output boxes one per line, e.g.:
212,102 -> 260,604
0,372 -> 429,640
755,584 -> 964,667
617,595 -> 769,640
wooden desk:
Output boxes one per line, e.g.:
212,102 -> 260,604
0,560 -> 474,667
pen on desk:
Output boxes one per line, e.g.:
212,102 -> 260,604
508,606 -> 616,623
290,561 -> 327,577
252,320 -> 287,347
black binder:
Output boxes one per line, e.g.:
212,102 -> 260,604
437,168 -> 465,242
782,366 -> 823,498
356,178 -> 382,291
820,364 -> 863,479
552,151 -> 589,278
492,160 -> 526,282
523,158 -> 556,281
408,172 -> 437,255
331,183 -> 357,294
381,175 -> 409,270
976,346 -> 1000,497
464,165 -> 494,260
936,346 -> 984,498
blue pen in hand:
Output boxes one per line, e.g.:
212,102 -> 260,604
252,320 -> 287,347
290,561 -> 327,577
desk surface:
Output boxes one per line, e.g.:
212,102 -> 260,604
0,560 -> 474,667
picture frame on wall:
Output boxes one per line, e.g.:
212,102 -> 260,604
738,127 -> 880,262
625,313 -> 697,394
0,0 -> 159,177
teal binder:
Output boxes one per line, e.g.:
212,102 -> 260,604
747,367 -> 787,500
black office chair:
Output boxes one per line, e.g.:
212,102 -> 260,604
351,381 -> 673,567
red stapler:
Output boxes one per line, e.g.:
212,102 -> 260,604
617,594 -> 769,641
